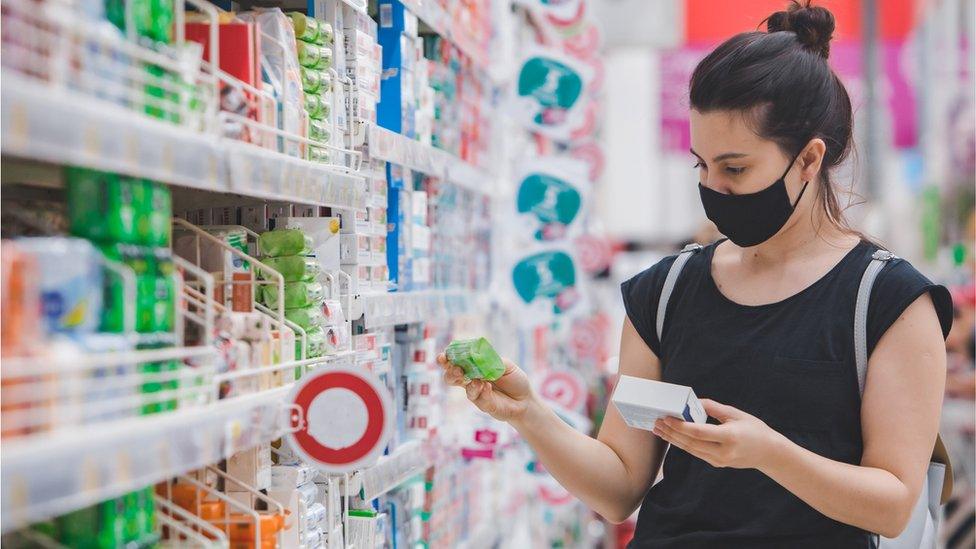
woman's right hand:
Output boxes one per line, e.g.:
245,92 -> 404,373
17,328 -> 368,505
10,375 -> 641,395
436,354 -> 536,423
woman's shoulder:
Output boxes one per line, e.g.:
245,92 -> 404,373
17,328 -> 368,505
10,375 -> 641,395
857,241 -> 954,351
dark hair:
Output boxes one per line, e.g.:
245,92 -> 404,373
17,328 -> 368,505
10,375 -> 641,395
689,1 -> 855,233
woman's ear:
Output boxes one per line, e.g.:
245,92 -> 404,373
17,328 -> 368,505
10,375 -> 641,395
799,138 -> 827,182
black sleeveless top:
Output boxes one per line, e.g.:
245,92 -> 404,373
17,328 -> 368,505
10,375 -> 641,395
620,240 -> 952,548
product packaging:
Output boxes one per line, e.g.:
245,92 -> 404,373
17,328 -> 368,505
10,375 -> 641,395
260,255 -> 321,282
260,281 -> 325,309
444,338 -> 506,381
611,375 -> 707,427
259,228 -> 313,257
16,237 -> 103,334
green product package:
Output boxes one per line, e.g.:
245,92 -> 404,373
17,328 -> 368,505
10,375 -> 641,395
285,305 -> 325,331
106,0 -> 152,37
300,66 -> 325,94
153,248 -> 176,333
310,119 -> 331,142
290,12 -> 321,43
259,228 -> 312,257
96,243 -> 126,333
297,41 -> 325,69
56,506 -> 100,548
304,93 -> 325,119
445,337 -> 506,381
261,255 -> 321,282
96,498 -> 126,548
66,167 -> 138,244
150,0 -> 173,43
139,340 -> 178,414
146,180 -> 172,246
262,281 -> 324,309
319,22 -> 334,46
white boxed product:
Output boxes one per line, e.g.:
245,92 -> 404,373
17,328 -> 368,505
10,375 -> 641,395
411,224 -> 430,253
411,191 -> 427,225
611,375 -> 707,429
337,208 -> 370,234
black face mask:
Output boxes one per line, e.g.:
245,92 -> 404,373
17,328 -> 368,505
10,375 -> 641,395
698,156 -> 809,247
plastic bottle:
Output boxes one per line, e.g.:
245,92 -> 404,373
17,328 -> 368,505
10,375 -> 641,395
261,281 -> 324,309
444,337 -> 506,381
259,228 -> 313,257
261,255 -> 321,282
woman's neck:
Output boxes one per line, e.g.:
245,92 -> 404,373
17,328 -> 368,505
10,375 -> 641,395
737,199 -> 856,268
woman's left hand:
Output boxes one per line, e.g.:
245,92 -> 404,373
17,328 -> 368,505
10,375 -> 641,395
652,399 -> 786,471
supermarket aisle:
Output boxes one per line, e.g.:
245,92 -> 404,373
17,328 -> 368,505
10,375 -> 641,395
1,0 -> 973,548
1,0 -> 608,546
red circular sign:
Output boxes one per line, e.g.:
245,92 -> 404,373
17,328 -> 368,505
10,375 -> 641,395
285,368 -> 393,473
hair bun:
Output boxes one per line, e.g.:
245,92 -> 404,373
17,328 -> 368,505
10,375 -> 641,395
765,1 -> 835,59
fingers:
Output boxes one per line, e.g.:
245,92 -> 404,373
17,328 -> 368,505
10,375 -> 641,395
438,353 -> 471,386
700,398 -> 744,423
661,416 -> 727,442
653,420 -> 721,464
466,380 -> 496,415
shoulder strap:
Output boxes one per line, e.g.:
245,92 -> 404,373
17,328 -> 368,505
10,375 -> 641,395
854,249 -> 895,395
855,249 -> 953,504
656,243 -> 703,343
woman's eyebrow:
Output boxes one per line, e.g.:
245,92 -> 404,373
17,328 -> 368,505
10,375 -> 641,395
689,148 -> 749,162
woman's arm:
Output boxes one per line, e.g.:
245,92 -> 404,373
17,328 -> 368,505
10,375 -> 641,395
655,293 -> 946,538
438,318 -> 667,523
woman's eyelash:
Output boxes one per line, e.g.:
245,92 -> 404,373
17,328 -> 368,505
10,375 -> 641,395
726,167 -> 745,175
693,161 -> 706,169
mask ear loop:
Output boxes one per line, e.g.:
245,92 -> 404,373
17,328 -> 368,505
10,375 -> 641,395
783,151 -> 809,209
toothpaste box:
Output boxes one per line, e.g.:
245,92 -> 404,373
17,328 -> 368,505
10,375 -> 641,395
611,375 -> 707,428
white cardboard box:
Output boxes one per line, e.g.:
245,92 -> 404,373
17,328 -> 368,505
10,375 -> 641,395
611,375 -> 707,429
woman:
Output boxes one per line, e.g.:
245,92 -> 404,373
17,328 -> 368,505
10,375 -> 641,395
438,2 -> 954,547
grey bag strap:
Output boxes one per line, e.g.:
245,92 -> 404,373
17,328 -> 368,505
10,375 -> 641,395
656,243 -> 703,343
854,250 -> 896,395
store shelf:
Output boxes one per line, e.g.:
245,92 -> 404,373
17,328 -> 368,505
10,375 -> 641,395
224,140 -> 368,211
367,125 -> 496,196
360,289 -> 485,328
1,73 -> 368,211
1,384 -> 285,531
1,72 -> 223,193
347,440 -> 430,501
401,0 -> 490,70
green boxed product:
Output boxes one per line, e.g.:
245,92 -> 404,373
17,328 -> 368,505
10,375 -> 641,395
66,167 -> 138,244
150,0 -> 173,43
140,348 -> 178,414
96,497 -> 126,548
284,305 -> 325,331
290,12 -> 321,43
145,180 -> 172,246
261,255 -> 321,282
106,0 -> 152,37
259,228 -> 312,257
96,243 -> 126,333
153,248 -> 176,333
122,245 -> 156,334
57,506 -> 101,548
123,492 -> 141,542
261,281 -> 324,309
445,337 -> 506,381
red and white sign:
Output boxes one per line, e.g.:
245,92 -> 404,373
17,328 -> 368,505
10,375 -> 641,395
539,369 -> 586,412
285,367 -> 393,473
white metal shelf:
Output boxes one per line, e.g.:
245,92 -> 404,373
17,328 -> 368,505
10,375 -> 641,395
0,349 -> 360,532
360,289 -> 485,328
1,73 -> 368,211
367,125 -> 496,196
346,440 -> 430,501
